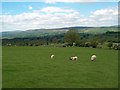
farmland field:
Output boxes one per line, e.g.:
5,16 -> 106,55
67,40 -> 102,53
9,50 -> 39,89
2,46 -> 118,88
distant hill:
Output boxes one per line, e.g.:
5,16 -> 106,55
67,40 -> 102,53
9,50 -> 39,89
78,27 -> 118,34
1,26 -> 118,39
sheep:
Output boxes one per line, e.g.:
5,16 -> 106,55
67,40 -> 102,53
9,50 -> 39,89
50,54 -> 55,59
70,56 -> 78,61
91,55 -> 97,61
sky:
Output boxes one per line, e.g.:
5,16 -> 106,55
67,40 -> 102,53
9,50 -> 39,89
0,0 -> 119,32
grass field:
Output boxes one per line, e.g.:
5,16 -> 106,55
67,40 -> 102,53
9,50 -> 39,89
2,46 -> 118,88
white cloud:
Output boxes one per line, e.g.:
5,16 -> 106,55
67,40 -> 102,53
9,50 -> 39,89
28,6 -> 33,10
40,6 -> 76,13
90,7 -> 118,16
1,6 -> 118,32
89,7 -> 118,26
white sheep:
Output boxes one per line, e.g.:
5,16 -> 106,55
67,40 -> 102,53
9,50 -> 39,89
70,56 -> 78,61
91,55 -> 97,61
50,54 -> 55,59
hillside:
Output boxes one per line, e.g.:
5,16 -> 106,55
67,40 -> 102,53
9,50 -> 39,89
1,26 -> 118,39
79,27 -> 118,34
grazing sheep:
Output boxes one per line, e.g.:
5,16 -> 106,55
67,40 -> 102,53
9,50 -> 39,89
50,54 -> 55,59
91,55 -> 96,61
70,56 -> 78,61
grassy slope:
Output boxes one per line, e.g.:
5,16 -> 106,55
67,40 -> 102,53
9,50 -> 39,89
2,27 -> 118,39
2,46 -> 118,88
2,30 -> 66,39
79,27 -> 118,34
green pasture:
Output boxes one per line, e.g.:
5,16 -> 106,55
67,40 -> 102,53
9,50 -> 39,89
2,46 -> 118,88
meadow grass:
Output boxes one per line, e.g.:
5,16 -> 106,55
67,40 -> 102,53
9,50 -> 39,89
2,46 -> 118,88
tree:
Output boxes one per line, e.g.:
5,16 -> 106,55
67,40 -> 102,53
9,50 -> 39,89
64,29 -> 80,46
52,37 -> 58,43
90,41 -> 98,48
85,42 -> 91,47
107,42 -> 113,48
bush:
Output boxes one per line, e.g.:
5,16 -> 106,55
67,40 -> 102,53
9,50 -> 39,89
112,43 -> 120,50
107,42 -> 113,48
84,42 -> 91,47
90,41 -> 98,48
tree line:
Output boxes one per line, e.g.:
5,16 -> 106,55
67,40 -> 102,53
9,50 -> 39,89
2,29 -> 120,50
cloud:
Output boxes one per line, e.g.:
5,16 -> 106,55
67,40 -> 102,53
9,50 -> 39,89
40,6 -> 76,13
1,6 -> 118,32
90,7 -> 118,16
28,6 -> 33,10
89,7 -> 118,26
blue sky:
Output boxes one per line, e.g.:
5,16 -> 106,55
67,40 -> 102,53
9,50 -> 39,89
1,1 -> 118,31
2,2 -> 118,15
